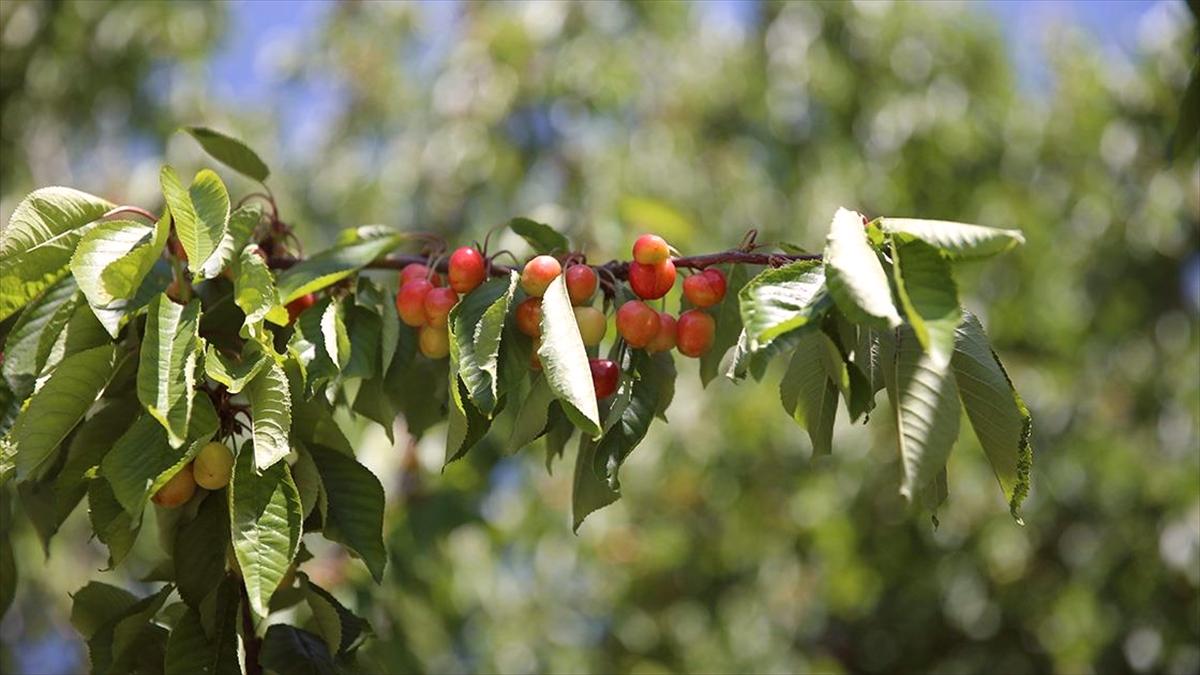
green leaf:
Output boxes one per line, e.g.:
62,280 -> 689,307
0,187 -> 114,321
444,377 -> 492,465
160,166 -> 230,279
738,260 -> 831,351
164,597 -> 241,675
951,311 -> 1033,523
234,244 -> 287,335
204,341 -> 270,394
261,625 -> 340,675
319,299 -> 350,369
101,210 -> 170,301
879,218 -> 1025,259
198,204 -> 265,281
342,305 -> 381,380
138,295 -> 202,447
102,583 -> 173,674
699,264 -> 749,385
449,273 -> 517,415
307,444 -> 387,582
509,217 -> 569,254
824,207 -> 902,329
538,275 -> 601,436
87,477 -> 142,569
276,229 -> 406,304
508,375 -> 557,452
894,326 -> 961,501
302,574 -> 371,656
572,435 -> 618,531
890,238 -> 960,366
174,491 -> 230,609
247,361 -> 292,471
13,344 -> 116,480
2,275 -> 77,399
70,581 -> 139,639
70,217 -> 166,332
594,355 -> 660,486
779,330 -> 840,456
183,126 -> 271,183
544,404 -> 575,473
229,441 -> 302,619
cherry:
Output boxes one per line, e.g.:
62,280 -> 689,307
628,260 -> 677,300
194,441 -> 234,490
515,297 -> 542,337
616,300 -> 660,348
676,309 -> 716,357
400,263 -> 443,287
574,306 -> 607,346
152,464 -> 197,508
565,264 -> 598,305
632,234 -> 670,265
682,268 -> 727,308
165,278 -> 186,304
646,311 -> 678,353
168,236 -> 188,262
423,287 -> 459,328
520,255 -> 562,297
589,358 -> 619,400
397,279 -> 433,327
448,246 -> 487,294
286,293 -> 317,324
419,325 -> 450,359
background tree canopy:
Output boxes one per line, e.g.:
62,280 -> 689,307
1,1 -> 1197,674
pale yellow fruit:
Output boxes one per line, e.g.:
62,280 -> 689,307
152,463 -> 197,508
194,441 -> 234,490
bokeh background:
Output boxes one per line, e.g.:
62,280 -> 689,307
2,1 -> 1198,673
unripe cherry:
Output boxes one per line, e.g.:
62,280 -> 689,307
419,325 -> 450,359
646,311 -> 678,353
515,297 -> 542,337
682,269 -> 727,308
152,464 -> 197,508
286,293 -> 317,324
194,441 -> 234,490
628,260 -> 676,300
574,306 -> 607,346
676,309 -> 716,357
632,234 -> 670,265
400,263 -> 442,287
616,300 -> 660,348
397,279 -> 433,327
565,265 -> 598,305
589,358 -> 619,400
423,287 -> 459,328
448,247 -> 487,294
520,255 -> 562,297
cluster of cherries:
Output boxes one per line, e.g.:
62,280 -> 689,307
393,234 -> 725,402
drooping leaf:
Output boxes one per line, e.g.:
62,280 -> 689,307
100,583 -> 174,675
544,404 -> 575,473
246,361 -> 292,471
204,341 -> 271,394
260,625 -> 340,675
509,217 -> 569,254
779,329 -> 841,456
342,305 -> 381,380
952,311 -> 1033,522
183,126 -> 271,183
738,260 -> 831,351
233,244 -> 287,335
572,434 -> 619,531
449,273 -> 517,415
699,264 -> 749,385
198,203 -> 265,281
302,574 -> 371,656
890,238 -> 960,366
13,344 -> 116,480
307,444 -> 387,582
174,491 -> 230,610
229,441 -> 302,619
2,276 -> 77,399
319,299 -> 350,369
894,326 -> 961,500
164,598 -> 241,675
160,166 -> 230,279
0,187 -> 114,321
275,229 -> 406,304
824,207 -> 902,329
508,375 -> 557,452
70,581 -> 139,639
138,295 -> 202,447
596,352 -> 663,487
538,275 -> 600,436
879,218 -> 1025,260
69,218 -> 162,325
87,477 -> 142,569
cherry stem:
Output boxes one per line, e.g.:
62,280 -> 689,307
103,205 -> 158,222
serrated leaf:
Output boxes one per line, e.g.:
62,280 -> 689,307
69,218 -> 162,326
307,444 -> 386,582
13,344 -> 116,480
105,583 -> 173,674
230,441 -> 302,619
699,264 -> 749,385
138,295 -> 202,447
894,326 -> 961,500
2,276 -> 77,399
824,207 -> 902,329
342,305 -> 381,380
204,341 -> 270,394
174,491 -> 230,609
161,166 -> 230,279
183,126 -> 271,183
164,597 -> 241,675
880,218 -> 1025,259
779,330 -> 840,456
260,625 -> 340,675
319,300 -> 350,369
247,361 -> 292,471
952,311 -> 1032,522
276,230 -> 406,304
891,238 -> 960,367
508,375 -> 557,452
572,435 -> 618,531
0,187 -> 114,321
199,203 -> 265,281
101,210 -> 170,300
87,477 -> 142,569
738,260 -> 831,351
234,244 -> 286,335
595,354 -> 661,487
538,275 -> 600,436
509,217 -> 569,254
70,581 -> 139,639
302,574 -> 371,656
450,273 -> 517,415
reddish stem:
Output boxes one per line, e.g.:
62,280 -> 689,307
103,205 -> 158,222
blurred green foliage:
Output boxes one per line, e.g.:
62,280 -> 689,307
2,1 -> 1197,674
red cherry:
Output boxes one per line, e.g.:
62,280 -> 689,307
676,309 -> 715,357
530,337 -> 543,370
168,237 -> 188,262
615,300 -> 660,348
520,255 -> 562,297
448,247 -> 487,294
682,268 -> 727,308
589,358 -> 619,400
515,297 -> 542,337
645,312 -> 677,353
628,260 -> 676,300
397,279 -> 433,327
632,234 -> 670,265
565,264 -> 598,306
400,263 -> 443,288
286,293 -> 317,324
423,287 -> 459,328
